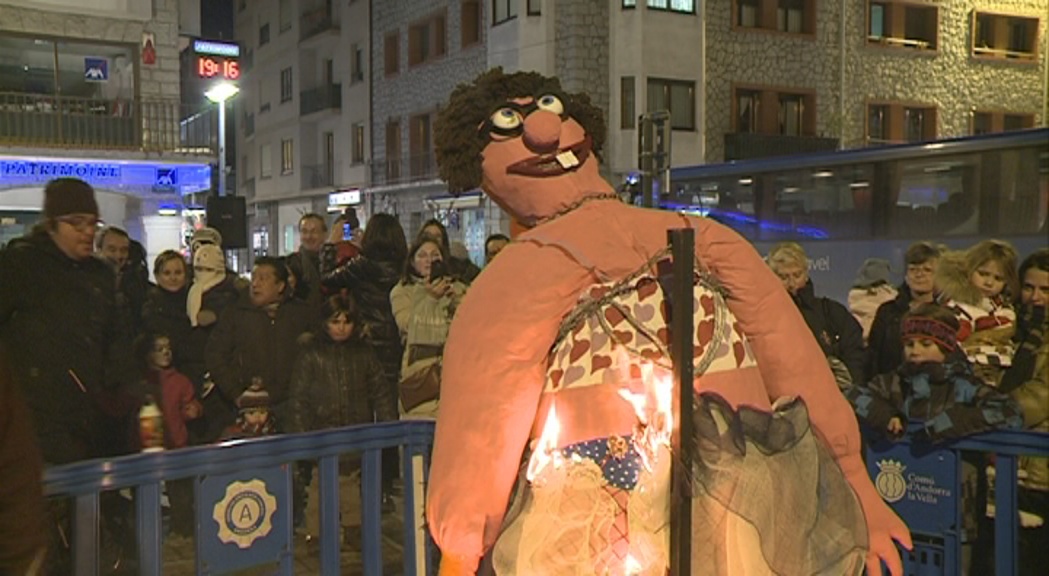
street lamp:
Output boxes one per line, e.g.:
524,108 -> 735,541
205,82 -> 240,197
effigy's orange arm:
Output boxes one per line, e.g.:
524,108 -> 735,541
425,240 -> 593,573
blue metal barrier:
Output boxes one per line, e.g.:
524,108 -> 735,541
43,420 -> 436,575
866,428 -> 1049,576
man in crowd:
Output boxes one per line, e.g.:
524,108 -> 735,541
289,213 -> 328,309
97,225 -> 149,339
484,233 -> 509,265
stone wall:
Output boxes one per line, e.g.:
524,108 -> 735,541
555,0 -> 611,130
371,0 -> 489,171
0,0 -> 182,101
705,0 -> 1047,161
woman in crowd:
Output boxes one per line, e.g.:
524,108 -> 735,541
390,237 -> 466,419
417,218 -> 480,284
141,250 -> 192,372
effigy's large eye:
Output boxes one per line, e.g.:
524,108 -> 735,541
536,94 -> 564,115
490,107 -> 523,130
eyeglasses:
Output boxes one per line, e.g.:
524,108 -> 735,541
56,215 -> 101,232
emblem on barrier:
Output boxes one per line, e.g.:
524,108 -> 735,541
875,459 -> 907,503
213,479 -> 277,549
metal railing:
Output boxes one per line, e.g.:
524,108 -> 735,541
370,152 -> 438,186
865,427 -> 1049,575
0,91 -> 217,154
301,163 -> 334,189
299,84 -> 341,116
300,5 -> 339,42
44,420 -> 436,576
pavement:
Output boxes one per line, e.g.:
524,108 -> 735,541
160,493 -> 409,575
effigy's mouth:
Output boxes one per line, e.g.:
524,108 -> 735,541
507,136 -> 592,177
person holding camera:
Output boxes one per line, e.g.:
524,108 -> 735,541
390,238 -> 467,420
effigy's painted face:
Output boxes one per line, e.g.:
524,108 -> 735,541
479,94 -> 604,224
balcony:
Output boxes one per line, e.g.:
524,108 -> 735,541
370,152 -> 437,187
299,84 -> 341,117
300,5 -> 339,43
301,163 -> 334,190
723,132 -> 838,161
0,91 -> 217,154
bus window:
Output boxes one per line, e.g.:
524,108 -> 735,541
995,146 -> 1048,235
763,164 -> 874,241
890,154 -> 980,238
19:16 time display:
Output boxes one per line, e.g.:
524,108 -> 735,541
197,56 -> 240,80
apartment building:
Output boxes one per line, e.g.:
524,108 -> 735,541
369,0 -> 489,261
706,0 -> 1047,162
234,0 -> 370,257
0,0 -> 213,263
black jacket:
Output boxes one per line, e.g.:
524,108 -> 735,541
0,232 -> 134,463
867,284 -> 916,379
206,296 -> 318,409
791,281 -> 866,387
288,335 -> 398,434
141,286 -> 192,369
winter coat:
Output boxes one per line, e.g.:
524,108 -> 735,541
848,284 -> 898,343
288,249 -> 325,310
0,347 -> 45,575
847,360 -> 1023,443
1001,304 -> 1048,493
867,284 -> 918,379
790,281 -> 866,388
0,231 -> 135,463
206,296 -> 318,416
288,335 -> 398,437
148,367 -> 199,449
391,279 -> 466,380
184,275 -> 241,383
142,286 -> 193,370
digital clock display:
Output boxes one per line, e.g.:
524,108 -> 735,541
197,56 -> 240,80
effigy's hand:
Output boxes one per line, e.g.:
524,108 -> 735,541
854,476 -> 912,576
437,554 -> 476,576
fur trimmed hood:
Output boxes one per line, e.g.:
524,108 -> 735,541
936,250 -> 983,306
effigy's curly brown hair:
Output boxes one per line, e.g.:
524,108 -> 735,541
434,67 -> 607,194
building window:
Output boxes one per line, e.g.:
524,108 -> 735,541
736,89 -> 761,133
279,0 -> 293,33
385,119 -> 401,181
734,0 -> 813,34
352,123 -> 365,164
410,113 -> 433,178
260,143 -> 272,178
384,32 -> 400,76
462,1 -> 481,46
647,0 -> 695,13
621,76 -> 636,129
351,44 -> 364,83
623,0 -> 636,8
972,111 -> 1036,134
281,139 -> 294,174
866,1 -> 938,50
408,12 -> 446,67
493,0 -> 517,25
259,22 -> 270,46
647,78 -> 695,131
527,0 -> 541,15
973,12 -> 1039,61
865,102 -> 936,144
280,67 -> 293,103
732,86 -> 816,136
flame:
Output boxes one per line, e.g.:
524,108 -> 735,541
623,553 -> 643,575
615,350 -> 675,472
526,403 -> 563,482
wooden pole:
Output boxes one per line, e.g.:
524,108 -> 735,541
667,228 -> 694,576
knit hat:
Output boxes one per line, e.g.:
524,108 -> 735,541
853,258 -> 892,288
237,382 -> 270,411
901,316 -> 958,353
43,178 -> 99,219
191,227 -> 223,253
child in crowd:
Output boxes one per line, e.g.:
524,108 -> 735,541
220,380 -> 278,441
289,294 -> 399,543
938,239 -> 1019,385
847,303 -> 1023,573
139,331 -> 202,537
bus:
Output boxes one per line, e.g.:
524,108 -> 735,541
665,128 -> 1048,302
